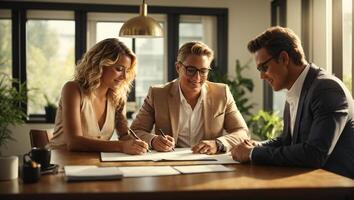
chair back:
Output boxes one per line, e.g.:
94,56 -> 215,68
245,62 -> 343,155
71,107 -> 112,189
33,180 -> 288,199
29,129 -> 53,148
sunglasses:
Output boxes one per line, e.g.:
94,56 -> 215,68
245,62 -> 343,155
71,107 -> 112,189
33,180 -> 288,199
179,62 -> 211,77
257,57 -> 273,73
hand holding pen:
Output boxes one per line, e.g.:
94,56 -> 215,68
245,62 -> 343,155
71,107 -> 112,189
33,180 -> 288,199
150,129 -> 175,152
128,128 -> 151,153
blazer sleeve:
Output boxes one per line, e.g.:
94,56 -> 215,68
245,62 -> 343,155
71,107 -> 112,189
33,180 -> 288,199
130,87 -> 157,145
252,82 -> 350,168
217,85 -> 249,152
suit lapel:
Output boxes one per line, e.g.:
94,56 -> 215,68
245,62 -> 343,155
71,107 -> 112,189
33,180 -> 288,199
292,64 -> 320,144
168,80 -> 180,141
283,102 -> 292,143
202,83 -> 211,138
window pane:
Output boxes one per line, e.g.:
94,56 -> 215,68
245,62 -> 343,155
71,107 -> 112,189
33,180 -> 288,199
179,23 -> 203,45
135,37 -> 165,107
273,91 -> 286,115
343,0 -> 352,94
0,19 -> 12,77
26,20 -> 75,114
96,22 -> 132,50
179,15 -> 217,56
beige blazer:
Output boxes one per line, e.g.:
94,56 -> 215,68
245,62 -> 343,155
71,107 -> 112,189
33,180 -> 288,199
130,79 -> 249,151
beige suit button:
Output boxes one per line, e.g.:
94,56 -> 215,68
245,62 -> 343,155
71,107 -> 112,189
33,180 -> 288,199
97,136 -> 101,139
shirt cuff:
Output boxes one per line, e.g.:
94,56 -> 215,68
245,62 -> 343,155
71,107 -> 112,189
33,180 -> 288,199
149,135 -> 158,148
249,147 -> 254,161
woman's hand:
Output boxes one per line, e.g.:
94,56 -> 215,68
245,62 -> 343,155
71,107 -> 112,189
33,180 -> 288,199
151,135 -> 175,152
121,139 -> 149,155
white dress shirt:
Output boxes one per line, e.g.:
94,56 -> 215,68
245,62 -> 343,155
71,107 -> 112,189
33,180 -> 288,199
286,65 -> 310,136
176,84 -> 205,147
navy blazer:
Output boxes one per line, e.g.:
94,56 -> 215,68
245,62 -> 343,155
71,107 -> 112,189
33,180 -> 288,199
252,64 -> 354,178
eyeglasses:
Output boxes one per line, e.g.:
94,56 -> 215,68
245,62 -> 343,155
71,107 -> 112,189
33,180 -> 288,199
179,62 -> 211,77
257,57 -> 273,73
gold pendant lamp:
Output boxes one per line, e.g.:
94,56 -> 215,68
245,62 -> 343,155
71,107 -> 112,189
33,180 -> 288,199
119,0 -> 163,38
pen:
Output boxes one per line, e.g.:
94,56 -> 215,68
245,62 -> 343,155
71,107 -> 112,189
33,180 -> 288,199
128,128 -> 151,152
158,129 -> 175,151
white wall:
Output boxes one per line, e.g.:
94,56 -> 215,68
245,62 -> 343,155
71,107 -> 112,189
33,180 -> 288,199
4,0 -> 270,155
1,124 -> 54,156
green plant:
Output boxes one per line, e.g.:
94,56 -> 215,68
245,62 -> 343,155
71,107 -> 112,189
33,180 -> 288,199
0,73 -> 28,150
248,110 -> 283,140
44,94 -> 57,109
209,59 -> 255,120
44,94 -> 57,123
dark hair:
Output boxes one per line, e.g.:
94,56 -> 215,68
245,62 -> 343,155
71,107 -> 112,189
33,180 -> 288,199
247,26 -> 306,66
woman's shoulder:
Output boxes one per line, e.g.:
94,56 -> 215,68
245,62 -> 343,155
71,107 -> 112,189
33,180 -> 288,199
62,81 -> 82,99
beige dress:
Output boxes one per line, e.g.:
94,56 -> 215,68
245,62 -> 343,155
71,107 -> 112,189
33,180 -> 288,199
49,85 -> 116,149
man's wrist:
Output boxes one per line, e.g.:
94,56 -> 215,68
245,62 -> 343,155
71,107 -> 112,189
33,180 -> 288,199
149,135 -> 158,148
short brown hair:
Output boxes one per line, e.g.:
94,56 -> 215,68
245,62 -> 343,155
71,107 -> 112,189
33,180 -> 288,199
247,26 -> 306,66
177,41 -> 214,63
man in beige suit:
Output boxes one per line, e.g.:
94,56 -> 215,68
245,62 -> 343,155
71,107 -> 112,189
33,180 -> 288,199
131,41 -> 249,154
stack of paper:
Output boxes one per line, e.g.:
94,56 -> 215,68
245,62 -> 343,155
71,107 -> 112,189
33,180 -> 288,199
173,165 -> 234,174
118,166 -> 180,177
101,148 -> 238,164
64,165 -> 123,182
64,164 -> 234,180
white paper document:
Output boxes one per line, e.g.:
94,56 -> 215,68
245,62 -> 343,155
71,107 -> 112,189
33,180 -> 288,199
101,148 -> 238,164
173,165 -> 234,174
64,165 -> 123,182
117,166 -> 180,177
64,165 -> 234,179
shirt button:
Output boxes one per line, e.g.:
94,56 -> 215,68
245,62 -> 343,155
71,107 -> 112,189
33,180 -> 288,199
97,136 -> 101,139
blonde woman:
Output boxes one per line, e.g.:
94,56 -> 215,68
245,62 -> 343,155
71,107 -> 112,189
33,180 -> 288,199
49,38 -> 148,154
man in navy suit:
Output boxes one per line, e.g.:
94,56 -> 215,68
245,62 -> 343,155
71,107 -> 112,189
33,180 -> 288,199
232,26 -> 354,178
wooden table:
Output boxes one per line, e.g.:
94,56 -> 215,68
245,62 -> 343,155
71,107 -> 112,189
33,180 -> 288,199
0,149 -> 353,200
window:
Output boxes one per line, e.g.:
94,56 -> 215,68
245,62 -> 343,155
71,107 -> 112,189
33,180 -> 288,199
343,0 -> 352,93
135,37 -> 165,106
0,10 -> 12,77
179,15 -> 217,57
270,0 -> 287,115
26,11 -> 75,115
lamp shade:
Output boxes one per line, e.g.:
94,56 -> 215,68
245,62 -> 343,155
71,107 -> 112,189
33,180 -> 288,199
119,0 -> 163,38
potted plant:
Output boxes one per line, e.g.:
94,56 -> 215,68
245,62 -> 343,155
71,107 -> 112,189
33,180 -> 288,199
209,59 -> 255,121
44,94 -> 57,123
0,73 -> 28,180
248,110 -> 283,140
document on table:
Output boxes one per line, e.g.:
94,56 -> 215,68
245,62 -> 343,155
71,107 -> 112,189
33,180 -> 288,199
101,148 -> 238,164
64,165 -> 234,179
118,166 -> 180,177
64,165 -> 123,182
173,165 -> 234,174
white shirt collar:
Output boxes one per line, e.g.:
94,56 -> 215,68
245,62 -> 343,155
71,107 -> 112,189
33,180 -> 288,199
286,64 -> 310,103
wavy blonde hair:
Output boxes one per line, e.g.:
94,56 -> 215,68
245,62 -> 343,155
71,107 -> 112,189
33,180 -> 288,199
74,38 -> 136,107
